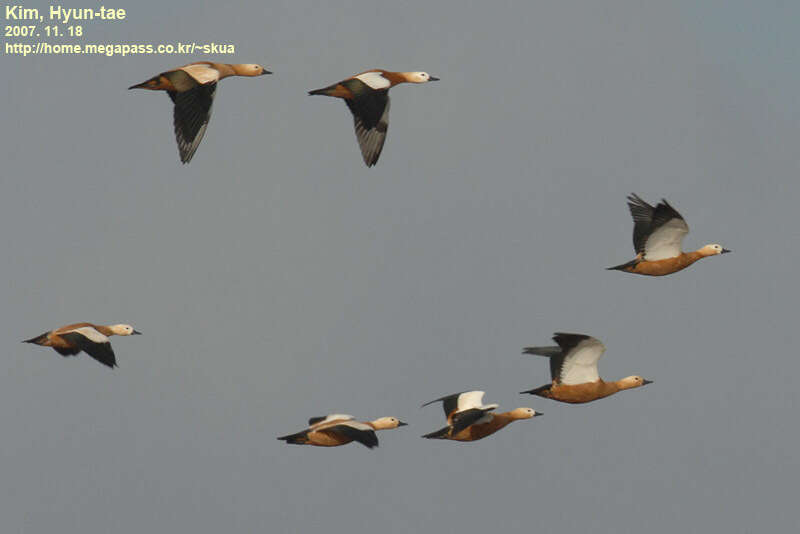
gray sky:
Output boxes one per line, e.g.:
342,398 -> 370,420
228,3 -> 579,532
2,1 -> 799,532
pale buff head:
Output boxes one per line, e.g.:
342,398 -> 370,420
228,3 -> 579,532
370,417 -> 408,430
509,407 -> 542,420
109,324 -> 142,336
231,64 -> 272,77
618,376 -> 653,390
402,71 -> 440,83
699,243 -> 731,257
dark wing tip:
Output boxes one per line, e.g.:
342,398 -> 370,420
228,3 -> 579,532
551,333 -> 595,352
656,198 -> 685,221
553,332 -> 591,341
421,397 -> 443,408
626,193 -> 654,213
421,391 -> 463,408
421,426 -> 452,439
327,425 -> 379,449
522,346 -> 562,357
521,385 -> 551,397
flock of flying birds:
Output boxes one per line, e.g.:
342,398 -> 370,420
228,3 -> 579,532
23,62 -> 731,449
126,61 -> 436,166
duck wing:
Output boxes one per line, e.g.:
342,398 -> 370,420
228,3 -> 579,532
344,90 -> 390,167
627,194 -> 689,261
58,327 -> 116,368
170,81 -> 217,164
320,421 -> 379,449
551,333 -> 605,385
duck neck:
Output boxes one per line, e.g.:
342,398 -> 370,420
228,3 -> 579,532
597,380 -> 625,397
683,250 -> 707,266
96,325 -> 116,336
484,413 -> 514,431
212,63 -> 235,79
381,71 -> 409,85
368,419 -> 392,431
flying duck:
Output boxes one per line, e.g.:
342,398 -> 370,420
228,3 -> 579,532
277,414 -> 407,449
23,322 -> 141,368
608,194 -> 730,276
129,62 -> 271,163
520,333 -> 652,404
421,391 -> 540,442
308,69 -> 439,167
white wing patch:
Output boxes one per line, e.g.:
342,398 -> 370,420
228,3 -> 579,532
457,391 -> 487,412
354,71 -> 391,90
560,338 -> 605,385
180,64 -> 220,85
456,391 -> 499,413
644,218 -> 689,261
66,326 -> 110,345
310,414 -> 354,429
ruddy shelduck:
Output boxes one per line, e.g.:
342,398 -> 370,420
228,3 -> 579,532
520,333 -> 652,404
421,391 -> 540,442
608,194 -> 730,276
309,69 -> 439,167
129,62 -> 271,163
24,322 -> 141,368
277,414 -> 407,449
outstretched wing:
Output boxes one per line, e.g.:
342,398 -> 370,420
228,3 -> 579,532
321,421 -> 379,449
552,333 -> 605,385
422,391 -> 487,421
59,327 -> 116,368
627,194 -> 688,260
422,391 -> 463,420
170,82 -> 217,164
345,91 -> 390,167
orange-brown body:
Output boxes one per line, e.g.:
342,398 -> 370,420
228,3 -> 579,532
130,62 -> 266,92
281,419 -> 381,447
309,70 -> 423,99
529,380 -> 628,404
24,322 -> 140,368
448,413 -> 517,442
294,428 -> 357,447
29,322 -> 115,350
426,407 -> 539,442
278,416 -> 405,448
619,251 -> 704,276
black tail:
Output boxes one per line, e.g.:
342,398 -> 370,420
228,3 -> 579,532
422,426 -> 452,440
606,259 -> 639,271
520,384 -> 551,397
277,430 -> 309,445
23,332 -> 49,345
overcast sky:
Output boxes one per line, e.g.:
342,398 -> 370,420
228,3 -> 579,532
2,1 -> 799,533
